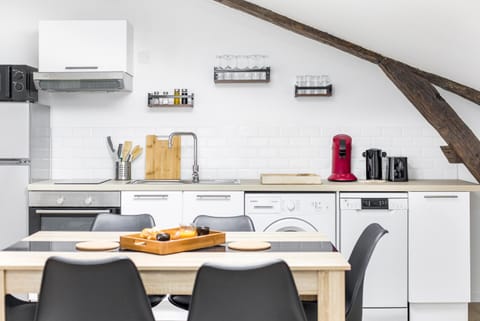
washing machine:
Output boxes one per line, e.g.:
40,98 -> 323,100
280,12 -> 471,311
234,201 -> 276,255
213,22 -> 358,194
245,192 -> 336,245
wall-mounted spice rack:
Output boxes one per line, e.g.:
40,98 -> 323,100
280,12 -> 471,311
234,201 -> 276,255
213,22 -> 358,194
147,90 -> 194,108
295,84 -> 333,97
294,75 -> 332,97
214,67 -> 271,83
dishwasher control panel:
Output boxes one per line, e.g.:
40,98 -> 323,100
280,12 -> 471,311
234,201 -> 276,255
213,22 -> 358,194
340,193 -> 408,210
361,198 -> 388,209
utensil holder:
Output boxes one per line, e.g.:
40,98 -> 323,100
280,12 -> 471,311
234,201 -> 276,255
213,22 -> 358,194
116,161 -> 131,180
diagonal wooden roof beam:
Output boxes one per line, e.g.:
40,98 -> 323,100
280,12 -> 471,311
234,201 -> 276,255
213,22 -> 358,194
380,59 -> 480,182
213,0 -> 480,105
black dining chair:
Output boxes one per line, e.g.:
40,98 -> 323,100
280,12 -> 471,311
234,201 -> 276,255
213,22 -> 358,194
90,213 -> 155,231
168,214 -> 255,310
302,223 -> 388,321
90,212 -> 165,307
46,256 -> 153,321
7,256 -> 155,321
187,259 -> 307,321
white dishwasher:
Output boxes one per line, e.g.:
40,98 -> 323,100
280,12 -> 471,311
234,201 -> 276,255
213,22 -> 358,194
340,193 -> 407,321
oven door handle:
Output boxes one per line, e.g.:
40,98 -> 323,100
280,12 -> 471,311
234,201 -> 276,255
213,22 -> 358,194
34,209 -> 112,215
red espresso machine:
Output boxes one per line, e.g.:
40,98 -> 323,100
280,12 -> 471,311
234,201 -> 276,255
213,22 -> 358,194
328,134 -> 357,182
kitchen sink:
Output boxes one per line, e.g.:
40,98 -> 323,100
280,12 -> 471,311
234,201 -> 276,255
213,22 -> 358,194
128,179 -> 241,185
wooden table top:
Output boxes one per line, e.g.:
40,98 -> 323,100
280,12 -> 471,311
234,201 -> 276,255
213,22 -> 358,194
0,232 -> 350,272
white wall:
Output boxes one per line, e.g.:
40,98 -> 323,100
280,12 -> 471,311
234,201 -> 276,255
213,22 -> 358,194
1,0 -> 480,296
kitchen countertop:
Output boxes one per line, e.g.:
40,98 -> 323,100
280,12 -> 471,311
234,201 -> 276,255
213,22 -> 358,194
28,179 -> 480,192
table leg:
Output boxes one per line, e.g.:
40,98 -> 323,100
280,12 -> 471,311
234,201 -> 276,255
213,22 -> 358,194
317,271 -> 345,321
0,270 -> 5,321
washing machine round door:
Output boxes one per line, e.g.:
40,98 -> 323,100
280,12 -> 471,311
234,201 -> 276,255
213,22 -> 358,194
263,218 -> 318,232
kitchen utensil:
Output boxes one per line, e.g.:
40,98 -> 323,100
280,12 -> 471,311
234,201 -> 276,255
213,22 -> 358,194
386,157 -> 408,182
122,141 -> 132,161
131,145 -> 143,161
362,148 -> 387,180
145,135 -> 181,179
116,161 -> 131,180
328,134 -> 357,182
117,144 -> 123,160
106,136 -> 117,160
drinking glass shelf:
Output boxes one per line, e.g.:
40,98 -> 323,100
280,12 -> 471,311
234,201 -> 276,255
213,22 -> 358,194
295,84 -> 332,97
214,67 -> 270,83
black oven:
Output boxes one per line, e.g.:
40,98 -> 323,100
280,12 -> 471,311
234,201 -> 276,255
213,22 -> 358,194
0,65 -> 38,102
28,191 -> 121,234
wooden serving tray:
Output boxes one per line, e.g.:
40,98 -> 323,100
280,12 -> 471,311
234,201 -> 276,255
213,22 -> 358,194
261,173 -> 322,185
119,228 -> 226,255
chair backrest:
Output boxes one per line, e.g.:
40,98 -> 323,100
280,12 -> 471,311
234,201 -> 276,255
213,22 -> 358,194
345,223 -> 388,321
90,213 -> 155,231
34,256 -> 155,321
193,215 -> 255,232
187,259 -> 306,321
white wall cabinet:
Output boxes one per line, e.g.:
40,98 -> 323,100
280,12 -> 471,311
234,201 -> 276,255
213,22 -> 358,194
39,20 -> 133,74
408,192 -> 470,321
182,191 -> 245,224
121,191 -> 183,228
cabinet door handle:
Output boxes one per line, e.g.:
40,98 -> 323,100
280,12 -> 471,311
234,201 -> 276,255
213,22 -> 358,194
133,194 -> 169,200
423,195 -> 459,199
65,66 -> 99,70
195,195 -> 231,201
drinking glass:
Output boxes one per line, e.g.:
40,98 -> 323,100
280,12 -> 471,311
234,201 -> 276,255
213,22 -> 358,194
236,55 -> 249,80
224,55 -> 235,80
250,55 -> 261,80
215,55 -> 224,81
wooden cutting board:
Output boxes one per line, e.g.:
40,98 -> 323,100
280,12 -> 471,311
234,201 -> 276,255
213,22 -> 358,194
145,135 -> 181,179
260,173 -> 322,185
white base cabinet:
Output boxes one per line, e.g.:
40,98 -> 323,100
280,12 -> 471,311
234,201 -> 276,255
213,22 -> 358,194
363,308 -> 407,321
121,191 -> 183,228
409,303 -> 468,321
121,191 -> 245,228
182,191 -> 245,224
408,192 -> 470,321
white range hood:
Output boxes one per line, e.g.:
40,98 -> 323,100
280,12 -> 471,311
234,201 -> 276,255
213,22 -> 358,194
36,20 -> 133,92
33,71 -> 132,92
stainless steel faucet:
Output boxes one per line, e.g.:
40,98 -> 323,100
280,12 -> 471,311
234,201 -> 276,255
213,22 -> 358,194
168,132 -> 199,183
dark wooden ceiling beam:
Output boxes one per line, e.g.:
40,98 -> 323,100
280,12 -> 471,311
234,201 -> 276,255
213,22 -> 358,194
380,59 -> 480,182
213,0 -> 480,106
441,145 -> 463,164
213,0 -> 383,63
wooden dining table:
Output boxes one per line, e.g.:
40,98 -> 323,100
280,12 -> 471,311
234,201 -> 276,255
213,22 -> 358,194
0,231 -> 350,321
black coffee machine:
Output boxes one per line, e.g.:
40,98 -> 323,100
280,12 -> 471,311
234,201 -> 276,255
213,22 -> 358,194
362,149 -> 387,180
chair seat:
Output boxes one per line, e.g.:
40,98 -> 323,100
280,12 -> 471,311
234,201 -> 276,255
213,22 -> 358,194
168,295 -> 191,310
6,302 -> 36,321
149,295 -> 166,308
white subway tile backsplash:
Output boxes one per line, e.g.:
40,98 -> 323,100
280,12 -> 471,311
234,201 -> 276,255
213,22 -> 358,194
51,125 -> 459,180
259,127 -> 280,137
